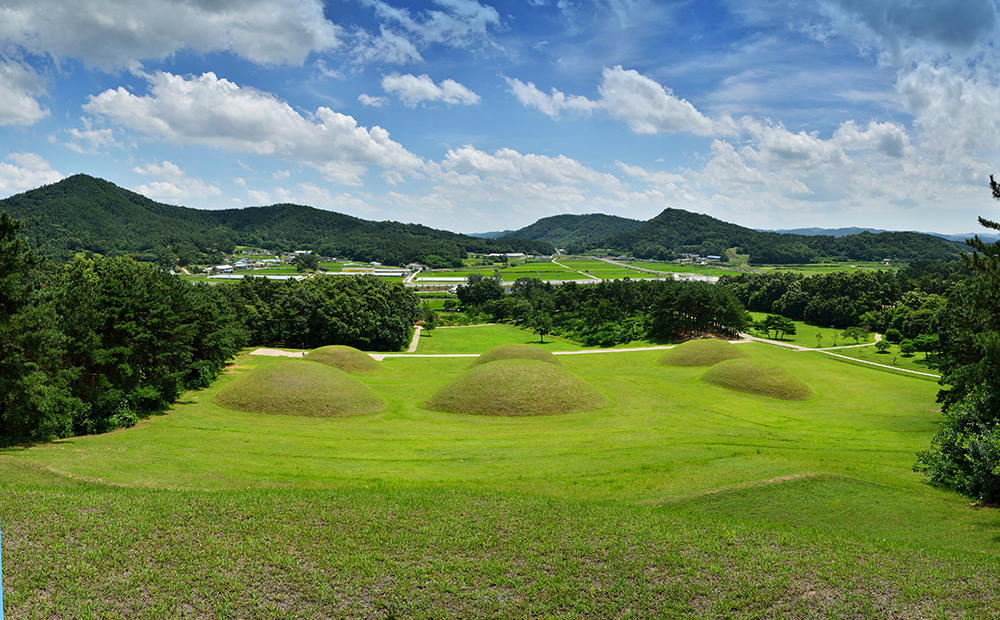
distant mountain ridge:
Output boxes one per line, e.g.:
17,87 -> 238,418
765,226 -> 1000,244
568,209 -> 964,263
0,175 -> 553,267
0,174 -> 971,266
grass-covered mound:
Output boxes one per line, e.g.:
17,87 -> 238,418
701,358 -> 813,401
658,338 -> 748,367
425,359 -> 605,416
214,360 -> 385,417
470,343 -> 562,368
305,345 -> 381,373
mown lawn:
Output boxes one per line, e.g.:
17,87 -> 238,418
2,331 -> 998,618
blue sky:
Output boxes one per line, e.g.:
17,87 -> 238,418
1,0 -> 999,234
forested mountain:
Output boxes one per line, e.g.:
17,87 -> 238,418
499,213 -> 642,247
568,208 -> 964,263
1,175 -> 966,266
0,175 -> 553,266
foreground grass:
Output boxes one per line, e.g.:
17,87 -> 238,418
3,334 -> 999,617
2,461 -> 998,619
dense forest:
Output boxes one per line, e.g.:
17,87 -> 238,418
0,175 -> 553,267
567,208 -> 964,263
452,274 -> 747,347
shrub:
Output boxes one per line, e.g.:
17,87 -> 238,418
916,387 -> 1000,503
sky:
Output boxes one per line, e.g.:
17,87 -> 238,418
2,0 -> 1000,235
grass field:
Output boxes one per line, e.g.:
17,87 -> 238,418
747,311 -> 866,348
820,342 -> 940,377
2,324 -> 998,617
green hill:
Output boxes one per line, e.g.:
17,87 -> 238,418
0,175 -> 554,265
499,213 -> 642,248
568,207 -> 963,264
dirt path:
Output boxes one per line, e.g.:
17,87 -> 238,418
407,325 -> 422,352
552,259 -> 600,280
250,348 -> 305,357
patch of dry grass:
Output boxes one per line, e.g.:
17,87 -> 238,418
304,345 -> 381,373
424,359 -> 605,416
470,343 -> 563,367
701,358 -> 814,401
214,359 -> 385,417
658,338 -> 748,367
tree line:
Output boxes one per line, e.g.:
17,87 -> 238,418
453,274 -> 747,347
0,212 -> 418,445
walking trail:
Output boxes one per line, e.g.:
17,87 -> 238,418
738,332 -> 939,378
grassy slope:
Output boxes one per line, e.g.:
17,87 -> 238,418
2,336 -> 999,617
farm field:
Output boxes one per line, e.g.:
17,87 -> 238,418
754,261 -> 899,275
2,329 -> 997,617
620,260 -> 735,276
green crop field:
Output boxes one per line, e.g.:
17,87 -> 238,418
754,261 -> 899,275
2,326 -> 998,617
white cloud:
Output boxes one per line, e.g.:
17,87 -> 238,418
598,66 -> 716,136
506,66 -> 720,135
0,0 -> 342,68
615,161 -> 685,185
442,145 -> 624,192
84,71 -> 424,186
132,160 -> 223,204
0,60 -> 48,126
366,0 -> 501,48
504,77 -> 600,118
358,93 -> 388,107
63,119 -> 123,154
832,119 -> 910,158
349,26 -> 424,65
0,153 -> 63,195
381,73 -> 480,106
247,189 -> 273,205
897,62 -> 1000,158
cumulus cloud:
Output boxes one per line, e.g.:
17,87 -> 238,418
598,66 -> 716,136
381,73 -> 480,106
507,66 -> 720,135
897,63 -> 1000,158
132,160 -> 223,204
0,60 -> 48,126
832,119 -> 910,158
0,0 -> 341,68
63,119 -> 124,154
0,152 -> 63,195
84,71 -> 424,186
442,145 -> 624,193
